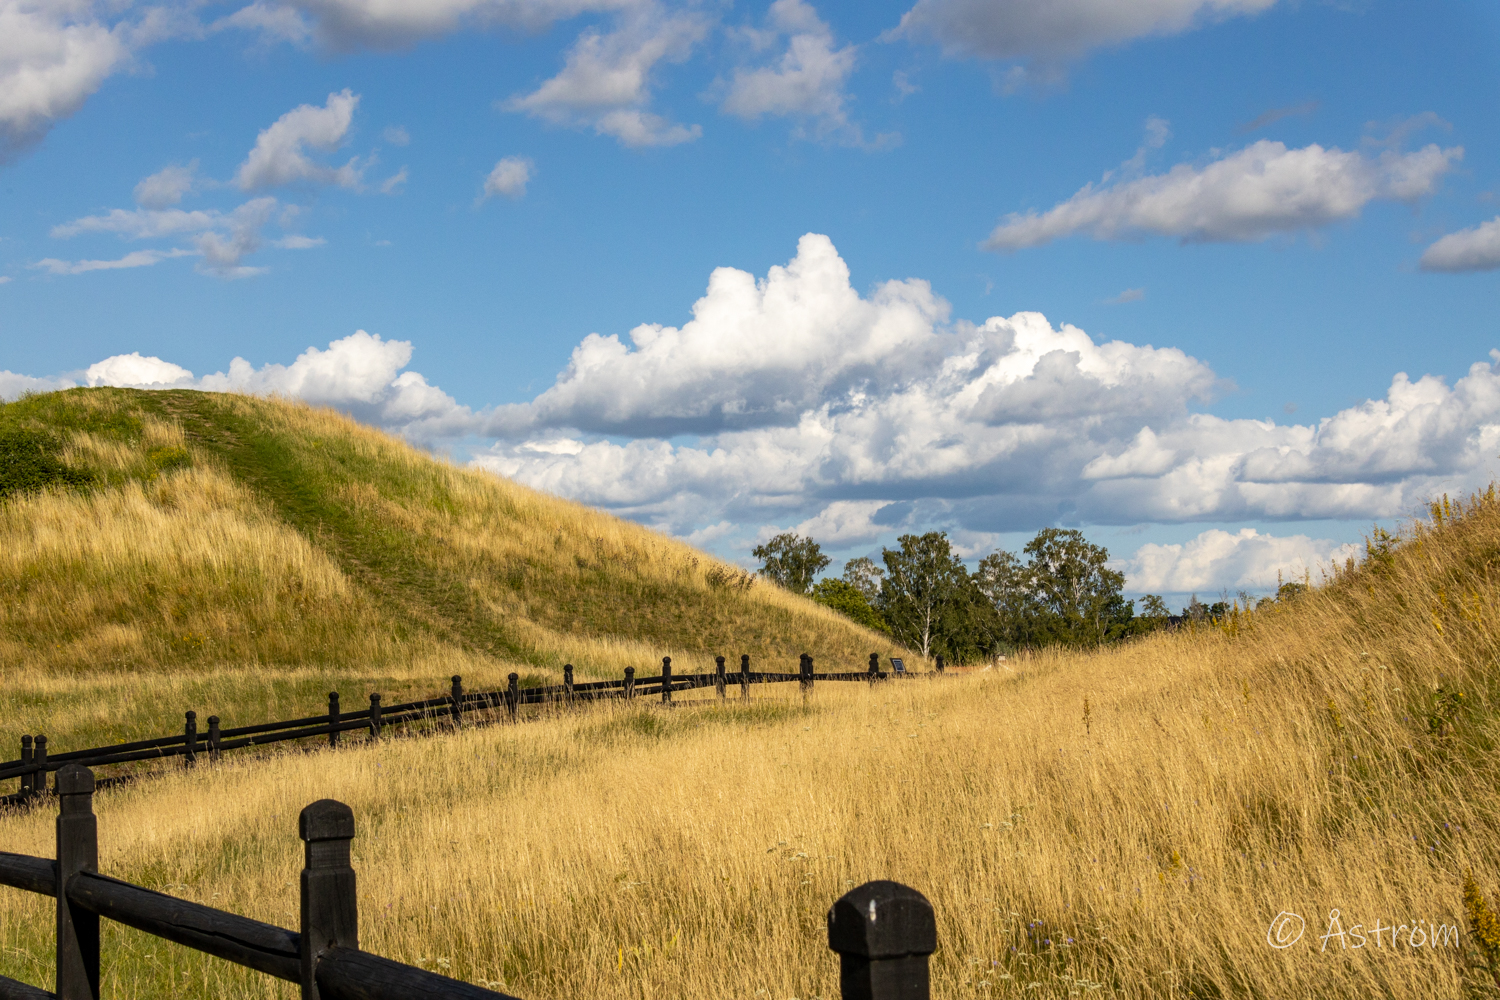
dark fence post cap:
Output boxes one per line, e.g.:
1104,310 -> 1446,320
56,763 -> 94,795
299,799 -> 355,842
827,881 -> 936,959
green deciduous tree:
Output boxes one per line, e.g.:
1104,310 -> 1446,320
973,549 -> 1034,652
810,578 -> 889,633
752,532 -> 829,594
841,556 -> 884,602
877,532 -> 977,659
1022,527 -> 1132,646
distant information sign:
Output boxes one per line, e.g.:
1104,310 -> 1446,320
890,657 -> 905,674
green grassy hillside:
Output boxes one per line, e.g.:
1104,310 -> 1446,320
0,388 -> 900,748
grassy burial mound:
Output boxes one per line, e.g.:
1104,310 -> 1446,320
6,492 -> 1500,997
0,388 -> 900,748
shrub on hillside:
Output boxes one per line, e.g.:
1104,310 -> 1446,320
0,429 -> 94,499
810,578 -> 889,633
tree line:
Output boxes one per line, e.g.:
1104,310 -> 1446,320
752,529 -> 1193,662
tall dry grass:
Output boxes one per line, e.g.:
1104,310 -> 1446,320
0,388 -> 898,748
5,492 -> 1500,997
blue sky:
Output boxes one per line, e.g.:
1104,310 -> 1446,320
2,0 -> 1498,608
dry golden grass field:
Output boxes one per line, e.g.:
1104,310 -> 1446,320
0,388 -> 899,748
5,389 -> 1500,998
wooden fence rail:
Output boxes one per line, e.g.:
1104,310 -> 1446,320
3,654 -> 946,805
0,764 -> 938,1000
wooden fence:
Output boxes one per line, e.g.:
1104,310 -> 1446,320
3,654 -> 945,805
0,763 -> 938,1000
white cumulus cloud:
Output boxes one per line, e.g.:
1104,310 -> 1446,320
482,156 -> 532,200
892,0 -> 1279,62
86,352 -> 195,386
1121,527 -> 1360,594
0,0 -> 131,161
236,89 -> 363,190
71,331 -> 473,433
1421,216 -> 1500,273
783,500 -> 896,546
133,162 -> 200,209
721,0 -> 873,147
13,236 -> 1500,566
986,140 -> 1461,249
502,9 -> 705,147
0,370 -> 75,398
472,234 -> 1500,541
222,0 -> 631,51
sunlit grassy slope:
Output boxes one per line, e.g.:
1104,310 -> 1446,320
0,388 -> 900,748
7,491 -> 1500,998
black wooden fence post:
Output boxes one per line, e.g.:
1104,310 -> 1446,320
55,764 -> 99,1000
564,664 -> 575,703
184,711 -> 198,769
327,693 -> 340,748
450,676 -> 464,728
827,881 -> 936,1000
367,694 -> 382,740
34,735 -> 47,794
661,657 -> 672,705
624,667 -> 636,701
299,799 -> 357,1000
740,655 -> 750,699
800,654 -> 813,694
715,656 -> 726,700
935,656 -> 944,675
19,735 -> 32,798
506,673 -> 519,721
207,715 -> 221,763
868,653 -> 880,684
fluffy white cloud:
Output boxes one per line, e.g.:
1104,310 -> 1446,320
224,0 -> 629,51
236,90 -> 362,190
1121,527 -> 1360,595
193,197 -> 280,276
133,162 -> 200,209
214,1 -> 313,44
892,0 -> 1278,62
73,331 -> 473,432
13,236 -> 1500,572
490,233 -> 963,436
470,234 -> 1500,541
482,156 -> 532,200
720,0 -> 867,146
86,352 -> 194,386
0,0 -> 130,160
0,370 -> 74,398
986,140 -> 1461,249
1421,216 -> 1500,273
782,500 -> 895,546
502,10 -> 705,147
